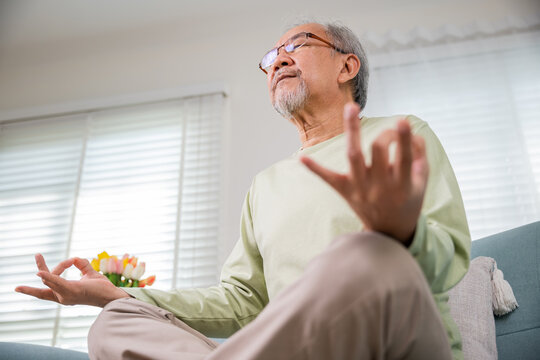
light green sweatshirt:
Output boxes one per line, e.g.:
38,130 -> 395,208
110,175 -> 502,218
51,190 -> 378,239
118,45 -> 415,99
125,115 -> 471,359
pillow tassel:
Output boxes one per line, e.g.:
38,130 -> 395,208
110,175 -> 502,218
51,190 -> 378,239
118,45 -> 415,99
491,263 -> 518,316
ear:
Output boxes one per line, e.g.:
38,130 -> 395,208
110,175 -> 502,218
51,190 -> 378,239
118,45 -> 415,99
337,54 -> 360,85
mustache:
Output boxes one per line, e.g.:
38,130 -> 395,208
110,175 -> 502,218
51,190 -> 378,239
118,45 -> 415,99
271,69 -> 302,91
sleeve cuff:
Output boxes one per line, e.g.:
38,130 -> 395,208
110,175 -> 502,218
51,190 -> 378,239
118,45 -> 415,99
121,287 -> 156,305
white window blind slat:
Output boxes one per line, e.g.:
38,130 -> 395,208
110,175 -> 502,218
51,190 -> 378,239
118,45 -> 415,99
84,139 -> 183,158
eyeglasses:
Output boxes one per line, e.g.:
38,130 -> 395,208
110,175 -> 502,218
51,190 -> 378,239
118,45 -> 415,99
259,32 -> 347,74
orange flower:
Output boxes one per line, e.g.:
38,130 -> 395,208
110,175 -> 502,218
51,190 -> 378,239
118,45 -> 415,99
139,275 -> 156,287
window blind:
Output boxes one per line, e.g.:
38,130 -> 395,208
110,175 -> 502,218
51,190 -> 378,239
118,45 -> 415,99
0,93 -> 224,351
365,30 -> 540,240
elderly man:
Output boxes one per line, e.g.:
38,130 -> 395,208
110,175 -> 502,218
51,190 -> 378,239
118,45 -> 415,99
17,22 -> 470,360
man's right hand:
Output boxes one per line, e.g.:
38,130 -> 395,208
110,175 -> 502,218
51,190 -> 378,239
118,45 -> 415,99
15,254 -> 131,308
300,102 -> 429,245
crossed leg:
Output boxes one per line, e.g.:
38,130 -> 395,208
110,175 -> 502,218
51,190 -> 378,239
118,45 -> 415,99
88,296 -> 218,360
88,232 -> 452,360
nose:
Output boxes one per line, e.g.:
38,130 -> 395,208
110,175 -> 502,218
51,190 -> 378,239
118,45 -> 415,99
271,49 -> 294,74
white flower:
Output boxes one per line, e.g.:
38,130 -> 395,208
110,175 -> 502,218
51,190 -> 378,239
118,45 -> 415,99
100,259 -> 108,274
131,262 -> 146,280
123,263 -> 134,278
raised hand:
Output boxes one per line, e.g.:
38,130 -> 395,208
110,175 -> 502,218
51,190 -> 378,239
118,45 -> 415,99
15,253 -> 130,307
300,102 -> 429,245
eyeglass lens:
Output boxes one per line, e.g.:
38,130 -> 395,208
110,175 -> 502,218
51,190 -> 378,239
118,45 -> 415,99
260,33 -> 308,71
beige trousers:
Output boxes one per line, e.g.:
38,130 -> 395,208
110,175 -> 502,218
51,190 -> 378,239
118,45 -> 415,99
88,232 -> 452,360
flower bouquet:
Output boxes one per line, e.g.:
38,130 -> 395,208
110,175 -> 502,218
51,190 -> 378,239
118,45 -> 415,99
90,251 -> 156,288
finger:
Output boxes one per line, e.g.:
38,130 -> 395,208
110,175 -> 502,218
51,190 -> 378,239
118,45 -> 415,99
300,156 -> 348,197
73,257 -> 96,275
371,129 -> 398,180
395,119 -> 413,183
343,102 -> 365,180
412,135 -> 429,185
35,253 -> 50,273
51,258 -> 76,276
15,286 -> 57,302
412,134 -> 426,160
37,271 -> 71,295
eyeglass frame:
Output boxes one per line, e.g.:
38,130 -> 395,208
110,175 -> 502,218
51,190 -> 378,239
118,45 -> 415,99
258,32 -> 347,74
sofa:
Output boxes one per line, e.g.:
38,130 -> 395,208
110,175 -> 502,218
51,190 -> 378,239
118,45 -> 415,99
1,221 -> 539,359
465,221 -> 540,359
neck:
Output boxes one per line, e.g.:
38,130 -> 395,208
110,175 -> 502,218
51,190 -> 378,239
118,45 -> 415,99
289,101 -> 350,149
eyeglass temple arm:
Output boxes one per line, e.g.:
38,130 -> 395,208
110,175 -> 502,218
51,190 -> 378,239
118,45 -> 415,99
306,33 -> 347,54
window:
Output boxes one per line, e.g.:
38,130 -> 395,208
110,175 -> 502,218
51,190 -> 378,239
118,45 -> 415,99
365,30 -> 540,239
0,92 -> 224,351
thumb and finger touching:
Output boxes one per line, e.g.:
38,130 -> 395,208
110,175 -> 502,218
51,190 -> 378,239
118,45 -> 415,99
51,258 -> 76,276
16,254 -> 80,302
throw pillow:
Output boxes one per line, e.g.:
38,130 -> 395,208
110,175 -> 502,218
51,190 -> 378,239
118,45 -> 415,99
448,256 -> 497,360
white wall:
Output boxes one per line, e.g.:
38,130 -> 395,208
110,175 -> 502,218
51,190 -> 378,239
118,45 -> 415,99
1,0 -> 538,265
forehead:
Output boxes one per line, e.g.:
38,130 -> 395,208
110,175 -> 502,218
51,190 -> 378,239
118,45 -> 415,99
274,23 -> 328,47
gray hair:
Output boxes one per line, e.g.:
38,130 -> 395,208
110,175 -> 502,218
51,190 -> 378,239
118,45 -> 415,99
324,23 -> 369,110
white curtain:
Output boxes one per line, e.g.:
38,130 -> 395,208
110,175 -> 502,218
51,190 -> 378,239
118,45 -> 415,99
364,24 -> 540,240
0,93 -> 224,351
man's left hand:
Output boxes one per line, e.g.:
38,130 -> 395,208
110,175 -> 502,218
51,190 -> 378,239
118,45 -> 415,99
300,102 -> 429,245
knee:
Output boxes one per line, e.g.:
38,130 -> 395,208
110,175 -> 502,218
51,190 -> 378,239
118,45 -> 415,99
87,298 -> 134,358
89,298 -> 131,334
311,232 -> 429,299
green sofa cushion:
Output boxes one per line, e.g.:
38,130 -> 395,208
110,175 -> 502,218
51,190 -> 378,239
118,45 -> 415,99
471,221 -> 540,360
0,342 -> 89,360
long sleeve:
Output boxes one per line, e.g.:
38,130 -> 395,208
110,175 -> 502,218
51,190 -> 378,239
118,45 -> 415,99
123,188 -> 269,338
407,116 -> 471,294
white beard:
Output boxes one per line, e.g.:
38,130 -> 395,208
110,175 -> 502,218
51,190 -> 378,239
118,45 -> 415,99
272,77 -> 309,119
